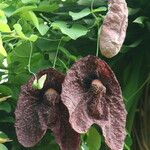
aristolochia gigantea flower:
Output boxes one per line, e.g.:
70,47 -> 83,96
61,55 -> 127,150
15,68 -> 80,150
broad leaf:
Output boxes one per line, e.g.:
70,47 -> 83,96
87,127 -> 101,150
21,0 -> 40,4
0,102 -> 11,113
51,21 -> 88,40
0,22 -> 11,32
0,10 -> 7,23
13,23 -> 38,41
133,16 -> 148,27
0,96 -> 11,103
69,8 -> 91,20
0,36 -> 7,57
0,144 -> 8,150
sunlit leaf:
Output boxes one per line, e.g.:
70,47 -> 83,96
22,11 -> 49,35
0,138 -> 12,144
0,36 -> 7,57
13,23 -> 38,41
0,144 -> 8,150
0,22 -> 11,32
69,8 -> 91,20
78,0 -> 106,6
133,16 -> 148,27
0,10 -> 7,23
0,3 -> 8,9
33,74 -> 47,90
51,21 -> 88,40
0,96 -> 11,103
21,0 -> 40,4
12,6 -> 37,15
92,7 -> 107,13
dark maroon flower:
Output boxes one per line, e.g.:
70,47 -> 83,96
15,68 -> 80,150
61,55 -> 127,150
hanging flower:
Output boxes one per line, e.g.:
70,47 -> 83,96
61,55 -> 127,150
15,68 -> 80,150
100,0 -> 128,58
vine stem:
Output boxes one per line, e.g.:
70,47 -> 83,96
53,37 -> 63,68
91,0 -> 100,57
27,42 -> 36,79
96,28 -> 101,57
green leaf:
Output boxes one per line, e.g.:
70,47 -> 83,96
69,7 -> 106,21
133,16 -> 148,27
21,0 -> 40,4
13,23 -> 38,41
0,96 -> 11,103
22,11 -> 49,35
0,36 -> 7,57
128,7 -> 140,16
3,6 -> 16,17
0,138 -> 12,144
0,10 -> 7,23
124,132 -> 132,150
0,144 -> 8,150
35,2 -> 58,12
0,116 -> 14,123
27,11 -> 39,29
33,74 -> 47,90
38,74 -> 47,89
0,102 -> 11,113
0,85 -> 12,96
29,34 -> 38,42
0,22 -> 11,32
87,127 -> 101,150
0,132 -> 8,139
0,3 -> 8,9
13,23 -> 28,40
69,8 -> 91,20
38,23 -> 49,36
78,0 -> 105,6
92,7 -> 107,13
12,6 -> 37,15
51,21 -> 88,40
80,142 -> 89,150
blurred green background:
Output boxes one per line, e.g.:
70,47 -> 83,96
0,0 -> 149,149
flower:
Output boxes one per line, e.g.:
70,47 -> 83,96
61,55 -> 127,150
15,68 -> 80,150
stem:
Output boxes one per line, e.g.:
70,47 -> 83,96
27,42 -> 36,79
38,36 -> 61,42
91,0 -> 98,25
96,28 -> 100,57
53,37 -> 63,68
91,0 -> 100,56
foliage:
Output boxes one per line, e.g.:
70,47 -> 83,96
0,0 -> 149,149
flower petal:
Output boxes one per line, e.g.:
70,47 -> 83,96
15,84 -> 47,147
